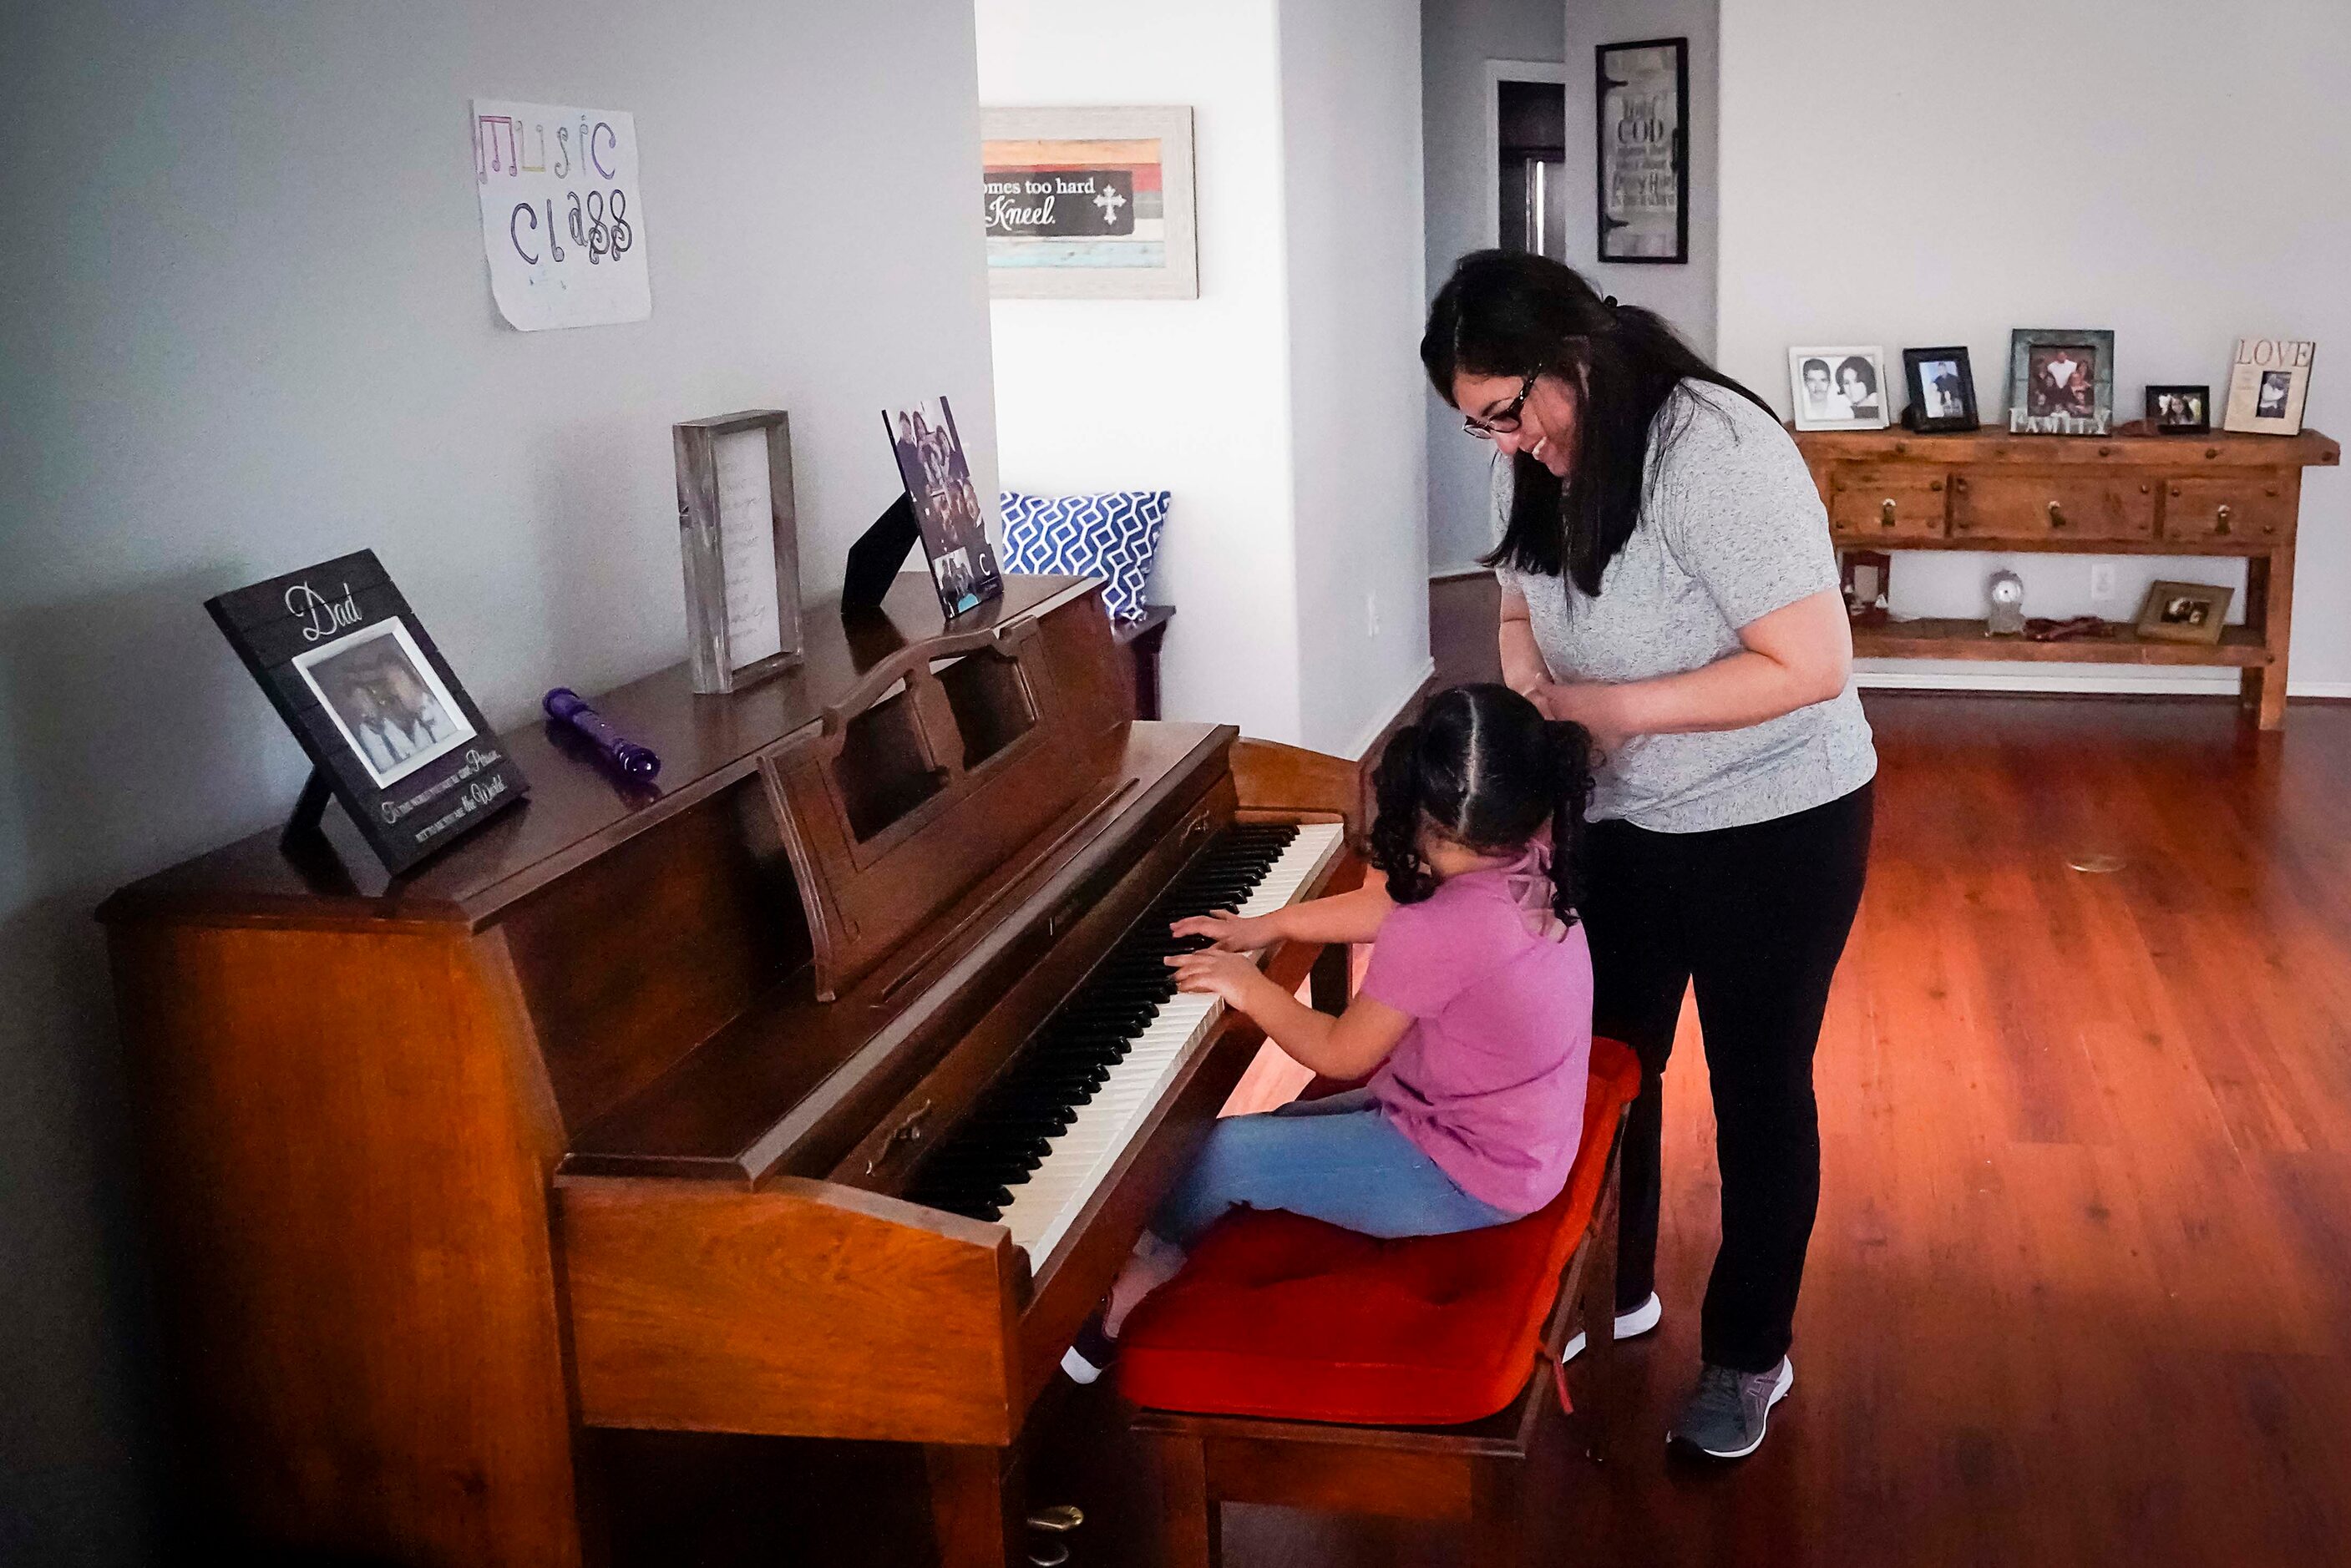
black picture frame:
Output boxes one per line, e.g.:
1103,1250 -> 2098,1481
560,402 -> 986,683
206,550 -> 527,875
2146,383 -> 2212,434
884,394 -> 1005,620
1902,346 -> 1980,432
1595,38 -> 1689,265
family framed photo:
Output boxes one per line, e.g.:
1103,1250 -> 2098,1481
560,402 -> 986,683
2146,384 -> 2210,434
2136,580 -> 2233,645
2221,338 -> 2316,435
1788,346 -> 1892,431
884,395 -> 1004,619
1902,346 -> 1979,432
205,550 -> 527,875
2006,328 -> 2115,435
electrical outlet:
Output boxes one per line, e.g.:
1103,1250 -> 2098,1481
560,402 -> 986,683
2089,562 -> 2118,601
1366,589 -> 1381,637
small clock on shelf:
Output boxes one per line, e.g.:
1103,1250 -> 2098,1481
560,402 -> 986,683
1987,569 -> 2026,636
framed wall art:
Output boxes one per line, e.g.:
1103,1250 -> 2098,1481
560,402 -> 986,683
1595,38 -> 1688,263
2007,328 -> 2115,435
206,550 -> 527,874
980,106 -> 1198,299
674,409 -> 803,695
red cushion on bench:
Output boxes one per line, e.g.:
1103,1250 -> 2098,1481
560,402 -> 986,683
1117,1038 -> 1640,1426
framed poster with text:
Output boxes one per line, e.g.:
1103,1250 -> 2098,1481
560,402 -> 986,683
980,106 -> 1198,299
206,551 -> 527,874
1596,38 -> 1688,264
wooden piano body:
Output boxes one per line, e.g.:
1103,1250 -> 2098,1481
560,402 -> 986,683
100,575 -> 1365,1567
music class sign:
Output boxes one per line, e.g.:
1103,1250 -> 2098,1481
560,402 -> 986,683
472,99 -> 652,331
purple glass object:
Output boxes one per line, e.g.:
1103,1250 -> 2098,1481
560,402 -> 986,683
543,688 -> 661,781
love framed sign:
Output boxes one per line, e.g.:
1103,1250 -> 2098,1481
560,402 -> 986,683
206,551 -> 527,874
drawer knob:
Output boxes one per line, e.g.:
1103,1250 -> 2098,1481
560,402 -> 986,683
1880,498 -> 1898,527
2047,500 -> 2068,529
2171,485 -> 2181,497
1928,478 -> 1944,492
2216,503 -> 2232,535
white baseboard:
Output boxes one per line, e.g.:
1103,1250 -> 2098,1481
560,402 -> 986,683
1346,656 -> 1436,761
1854,666 -> 2351,700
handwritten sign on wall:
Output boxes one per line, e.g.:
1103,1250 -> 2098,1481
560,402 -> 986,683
472,99 -> 651,331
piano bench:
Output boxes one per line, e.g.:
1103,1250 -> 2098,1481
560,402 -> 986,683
1120,1038 -> 1639,1568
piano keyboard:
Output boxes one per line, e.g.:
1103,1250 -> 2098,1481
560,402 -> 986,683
905,820 -> 1347,1264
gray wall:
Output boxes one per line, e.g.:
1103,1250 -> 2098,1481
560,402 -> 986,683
0,3 -> 998,1560
1421,0 -> 1567,572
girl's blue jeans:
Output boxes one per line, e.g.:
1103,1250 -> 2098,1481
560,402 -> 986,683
1151,1089 -> 1516,1247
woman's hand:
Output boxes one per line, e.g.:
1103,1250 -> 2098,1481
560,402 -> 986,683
1531,680 -> 1632,756
1168,909 -> 1275,953
1167,948 -> 1272,1010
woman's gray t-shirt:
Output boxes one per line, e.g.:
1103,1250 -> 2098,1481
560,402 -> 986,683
1492,379 -> 1877,833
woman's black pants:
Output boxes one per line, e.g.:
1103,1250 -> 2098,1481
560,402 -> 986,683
1580,781 -> 1872,1374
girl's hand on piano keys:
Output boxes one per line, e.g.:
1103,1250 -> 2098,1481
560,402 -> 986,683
1169,909 -> 1274,953
1166,948 -> 1274,1011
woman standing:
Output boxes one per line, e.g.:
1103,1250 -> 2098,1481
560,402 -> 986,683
1420,251 -> 1875,1460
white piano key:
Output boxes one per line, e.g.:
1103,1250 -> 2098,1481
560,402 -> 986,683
1001,822 -> 1350,1264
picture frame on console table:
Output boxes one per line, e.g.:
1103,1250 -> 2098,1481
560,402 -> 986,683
2146,384 -> 2211,434
2136,580 -> 2233,645
1902,346 -> 1979,432
2006,328 -> 2115,435
2222,338 -> 2316,436
674,409 -> 803,695
205,549 -> 528,875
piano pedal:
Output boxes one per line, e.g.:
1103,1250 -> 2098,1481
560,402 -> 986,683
1026,1503 -> 1082,1566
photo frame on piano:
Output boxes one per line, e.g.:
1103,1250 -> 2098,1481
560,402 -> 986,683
205,549 -> 528,875
675,408 -> 805,694
884,394 -> 1005,619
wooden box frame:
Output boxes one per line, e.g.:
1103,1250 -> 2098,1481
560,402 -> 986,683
675,409 -> 803,695
2136,579 -> 2234,645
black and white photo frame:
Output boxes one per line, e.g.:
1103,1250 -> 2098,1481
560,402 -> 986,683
206,550 -> 527,874
1789,346 -> 1892,431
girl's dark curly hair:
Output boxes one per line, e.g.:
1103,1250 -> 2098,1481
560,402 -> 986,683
1366,683 -> 1594,928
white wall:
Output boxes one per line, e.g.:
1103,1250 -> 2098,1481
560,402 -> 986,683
1561,0 -> 1718,356
978,0 -> 1301,744
1719,0 -> 2351,695
1279,0 -> 1435,754
1421,0 -> 1567,572
0,3 -> 998,1560
979,0 -> 1432,754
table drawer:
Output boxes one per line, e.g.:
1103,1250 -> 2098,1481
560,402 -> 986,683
1950,473 -> 2156,542
1827,467 -> 1948,540
2161,477 -> 2291,544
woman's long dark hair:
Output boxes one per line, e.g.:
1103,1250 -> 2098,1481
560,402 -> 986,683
1366,684 -> 1594,929
1421,250 -> 1771,597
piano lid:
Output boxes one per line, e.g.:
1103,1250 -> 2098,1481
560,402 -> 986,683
99,575 -> 1106,932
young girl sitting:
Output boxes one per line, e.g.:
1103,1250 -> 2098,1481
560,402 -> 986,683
1066,683 -> 1596,1381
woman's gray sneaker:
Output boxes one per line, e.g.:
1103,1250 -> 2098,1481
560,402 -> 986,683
1668,1358 -> 1793,1459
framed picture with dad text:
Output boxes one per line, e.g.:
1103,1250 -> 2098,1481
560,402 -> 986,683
206,550 -> 527,874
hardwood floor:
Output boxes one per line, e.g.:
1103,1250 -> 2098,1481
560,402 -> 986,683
1009,692 -> 2351,1568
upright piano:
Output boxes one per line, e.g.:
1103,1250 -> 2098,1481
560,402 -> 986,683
100,575 -> 1366,1567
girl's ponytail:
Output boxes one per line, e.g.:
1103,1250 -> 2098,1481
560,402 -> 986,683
1543,719 -> 1594,929
1367,721 -> 1440,904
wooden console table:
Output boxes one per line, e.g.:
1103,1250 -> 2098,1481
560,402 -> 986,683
1792,423 -> 2339,727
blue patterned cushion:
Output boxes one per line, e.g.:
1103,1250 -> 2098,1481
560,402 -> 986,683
999,490 -> 1170,623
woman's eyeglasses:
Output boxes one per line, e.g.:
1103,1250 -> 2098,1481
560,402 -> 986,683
1463,371 -> 1540,439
